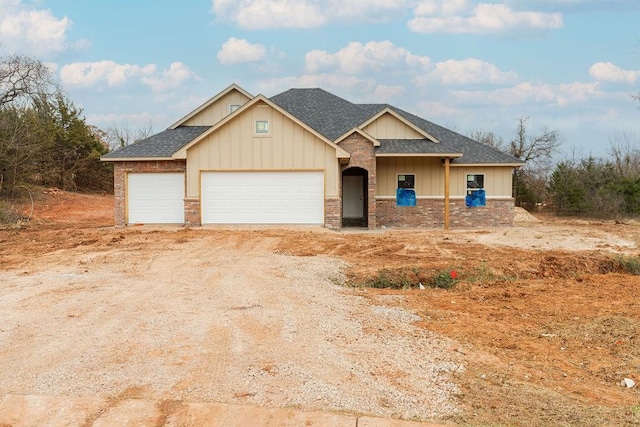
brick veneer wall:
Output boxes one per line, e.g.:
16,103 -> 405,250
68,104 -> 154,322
112,160 -> 186,227
376,198 -> 515,228
338,133 -> 377,228
184,198 -> 200,226
324,197 -> 341,230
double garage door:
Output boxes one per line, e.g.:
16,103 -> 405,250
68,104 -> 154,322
201,171 -> 324,224
127,171 -> 324,225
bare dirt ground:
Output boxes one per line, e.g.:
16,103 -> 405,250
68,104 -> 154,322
1,190 -> 639,426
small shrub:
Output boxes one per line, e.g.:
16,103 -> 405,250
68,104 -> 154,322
0,201 -> 20,224
616,255 -> 640,275
430,269 -> 459,289
362,268 -> 416,289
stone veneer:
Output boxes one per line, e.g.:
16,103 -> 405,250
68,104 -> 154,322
376,198 -> 515,228
113,160 -> 186,227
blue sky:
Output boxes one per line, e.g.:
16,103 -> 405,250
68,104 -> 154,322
2,0 -> 639,156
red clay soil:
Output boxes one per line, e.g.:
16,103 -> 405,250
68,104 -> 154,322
2,190 -> 639,426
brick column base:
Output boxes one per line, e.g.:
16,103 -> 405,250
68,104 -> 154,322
324,197 -> 341,230
184,198 -> 201,226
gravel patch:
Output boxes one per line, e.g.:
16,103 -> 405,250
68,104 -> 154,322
0,234 -> 463,421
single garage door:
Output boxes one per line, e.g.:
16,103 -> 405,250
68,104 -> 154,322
201,171 -> 324,224
127,172 -> 185,224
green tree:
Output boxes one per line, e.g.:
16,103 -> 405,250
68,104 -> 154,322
549,161 -> 585,215
33,91 -> 112,192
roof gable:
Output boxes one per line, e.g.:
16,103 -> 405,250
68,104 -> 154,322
360,107 -> 440,142
172,94 -> 350,160
169,83 -> 253,129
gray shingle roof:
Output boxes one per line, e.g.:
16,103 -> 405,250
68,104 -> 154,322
102,87 -> 524,166
270,88 -> 372,140
381,106 -> 523,164
271,89 -> 523,165
102,126 -> 210,159
377,139 -> 462,155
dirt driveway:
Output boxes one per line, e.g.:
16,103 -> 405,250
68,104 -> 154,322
1,191 -> 639,426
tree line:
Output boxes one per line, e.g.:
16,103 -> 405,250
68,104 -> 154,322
473,119 -> 640,219
0,54 -> 112,199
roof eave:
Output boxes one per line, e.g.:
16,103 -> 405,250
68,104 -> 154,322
375,152 -> 463,158
449,162 -> 526,167
101,156 -> 177,162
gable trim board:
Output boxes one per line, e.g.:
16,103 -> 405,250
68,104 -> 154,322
359,108 -> 440,143
169,84 -> 253,129
172,95 -> 351,161
103,84 -> 525,229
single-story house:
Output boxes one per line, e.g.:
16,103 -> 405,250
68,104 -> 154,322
102,84 -> 524,229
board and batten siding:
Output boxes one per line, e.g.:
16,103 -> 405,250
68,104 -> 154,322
182,91 -> 251,126
186,103 -> 340,199
362,113 -> 424,139
376,157 -> 513,197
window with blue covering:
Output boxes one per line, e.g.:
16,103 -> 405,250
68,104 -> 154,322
466,174 -> 486,207
397,174 -> 416,206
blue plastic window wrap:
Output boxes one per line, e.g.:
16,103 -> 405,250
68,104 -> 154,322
396,188 -> 416,207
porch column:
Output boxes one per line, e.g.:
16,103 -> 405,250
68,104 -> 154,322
444,157 -> 450,230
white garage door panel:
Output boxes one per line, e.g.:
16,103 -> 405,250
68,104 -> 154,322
127,173 -> 185,224
202,171 -> 324,224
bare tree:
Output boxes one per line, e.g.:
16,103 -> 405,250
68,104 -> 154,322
509,116 -> 561,168
0,55 -> 54,106
106,121 -> 153,150
508,117 -> 562,207
469,129 -> 505,150
608,130 -> 640,178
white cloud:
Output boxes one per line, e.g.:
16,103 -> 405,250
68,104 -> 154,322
452,81 -> 602,106
408,0 -> 563,35
141,62 -> 199,92
0,1 -> 88,56
421,58 -> 518,85
589,62 -> 640,84
60,61 -> 156,87
305,41 -> 432,75
211,0 -> 409,30
217,37 -> 267,65
212,0 -> 325,30
60,61 -> 198,92
372,84 -> 405,102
